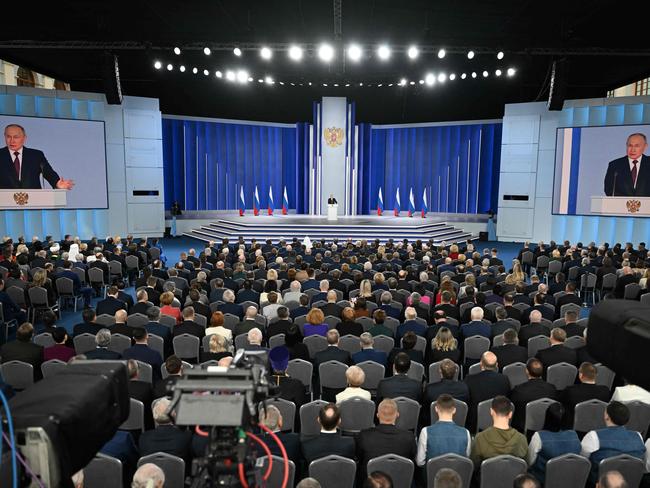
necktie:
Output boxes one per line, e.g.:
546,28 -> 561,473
632,160 -> 638,188
13,151 -> 20,179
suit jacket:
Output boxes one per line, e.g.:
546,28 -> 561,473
614,274 -> 639,299
233,319 -> 258,338
604,154 -> 650,197
122,344 -> 163,380
510,379 -> 558,431
0,147 -> 60,189
554,294 -> 582,318
352,348 -> 388,366
518,323 -> 550,347
85,347 -> 123,360
130,301 -> 152,316
0,340 -> 43,380
535,344 -> 578,371
218,302 -> 244,319
464,370 -> 511,431
356,424 -> 417,477
377,374 -> 422,402
128,380 -> 155,429
320,303 -> 343,319
422,379 -> 470,424
261,431 -> 301,463
173,320 -> 205,339
266,320 -> 294,339
313,346 -> 351,369
139,425 -> 193,465
301,432 -> 355,464
96,296 -> 128,317
561,382 -> 612,428
269,374 -> 307,410
112,322 -> 136,339
491,344 -> 528,371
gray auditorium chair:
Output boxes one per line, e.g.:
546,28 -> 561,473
299,400 -> 329,436
309,454 -> 356,488
287,359 -> 313,395
525,398 -> 560,434
339,397 -> 376,433
84,453 -> 123,488
599,454 -> 645,488
356,360 -> 385,393
431,399 -> 468,427
394,396 -> 421,431
120,398 -> 145,432
544,453 -> 591,488
260,398 -> 296,432
427,453 -> 473,488
41,359 -> 67,378
259,456 -> 296,488
74,333 -> 97,354
137,452 -> 185,488
429,361 -> 460,384
173,333 -> 200,362
547,362 -> 577,391
367,454 -> 414,488
479,455 -> 527,488
1,360 -> 34,390
574,399 -> 608,433
109,333 -> 132,355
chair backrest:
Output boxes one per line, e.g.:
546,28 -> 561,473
547,362 -> 578,391
367,454 -> 414,488
159,314 -> 176,329
120,398 -> 144,431
357,316 -> 374,332
464,335 -> 491,362
319,360 -> 349,394
33,332 -> 55,348
573,399 -> 608,433
269,334 -> 286,349
431,399 -> 468,427
135,360 -> 153,383
96,314 -> 116,326
502,362 -> 528,389
459,302 -> 474,318
147,334 -> 164,359
560,303 -> 582,317
299,400 -> 329,436
544,453 -> 591,488
356,361 -> 385,391
426,453 -> 473,488
624,401 -> 650,437
261,398 -> 296,432
258,456 -> 296,488
74,330 -> 101,354
324,315 -> 339,330
125,255 -> 139,270
137,452 -> 185,488
599,454 -> 645,488
372,335 -> 395,355
384,316 -> 400,334
56,277 -> 74,295
88,267 -> 105,284
28,286 -> 49,306
492,334 -> 505,348
479,455 -> 527,488
339,334 -> 361,355
161,360 -> 193,380
527,335 -> 551,358
222,313 -> 239,330
234,333 -> 250,350
525,398 -> 560,433
394,396 -> 421,431
41,359 -> 67,378
1,360 -> 34,389
339,397 -> 376,432
407,361 -> 425,382
109,333 -> 132,354
467,362 -> 482,376
595,363 -> 616,390
513,303 -> 530,313
309,454 -> 356,488
564,336 -> 585,350
84,454 -> 123,488
7,286 -> 27,307
624,283 -> 641,300
287,359 -> 313,392
173,333 -> 200,361
304,334 -> 328,358
127,313 -> 148,328
428,360 -> 460,384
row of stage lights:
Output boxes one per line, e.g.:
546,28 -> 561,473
171,44 -> 505,63
153,60 -> 516,87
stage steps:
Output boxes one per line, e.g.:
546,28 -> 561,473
184,217 -> 475,244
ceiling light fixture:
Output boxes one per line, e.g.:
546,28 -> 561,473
407,45 -> 419,59
154,61 -> 162,69
377,45 -> 391,60
348,44 -> 362,62
288,45 -> 303,61
233,47 -> 242,56
318,43 -> 335,62
467,50 -> 475,59
173,47 -> 181,55
438,48 -> 446,59
260,47 -> 272,60
203,47 -> 211,55
497,51 -> 505,60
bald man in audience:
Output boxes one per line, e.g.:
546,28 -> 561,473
463,351 -> 511,432
518,310 -> 550,347
535,327 -> 578,374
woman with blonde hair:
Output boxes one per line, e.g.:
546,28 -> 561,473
358,279 -> 373,300
29,268 -> 56,305
427,327 -> 460,366
449,244 -> 460,260
507,262 -> 527,284
200,333 -> 233,363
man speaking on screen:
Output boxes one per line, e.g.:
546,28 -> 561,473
603,133 -> 650,197
0,124 -> 75,190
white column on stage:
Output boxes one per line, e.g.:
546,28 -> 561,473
320,97 -> 348,215
353,124 -> 359,215
344,155 -> 350,215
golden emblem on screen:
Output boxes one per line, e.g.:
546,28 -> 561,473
13,192 -> 29,206
626,199 -> 641,214
324,127 -> 344,147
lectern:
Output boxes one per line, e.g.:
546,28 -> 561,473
327,203 -> 338,221
0,189 -> 67,209
590,196 -> 650,217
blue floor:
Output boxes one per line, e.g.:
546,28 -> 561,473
53,238 -> 523,333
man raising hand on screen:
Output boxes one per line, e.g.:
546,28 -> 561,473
0,124 -> 75,190
603,133 -> 650,197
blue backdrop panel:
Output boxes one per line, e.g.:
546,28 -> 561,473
162,118 -> 309,212
356,122 -> 502,215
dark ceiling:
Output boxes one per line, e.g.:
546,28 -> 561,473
1,0 -> 649,124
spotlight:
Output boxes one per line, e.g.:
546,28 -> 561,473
173,47 -> 181,55
449,73 -> 456,81
279,81 -> 284,85
237,70 -> 249,83
471,71 -> 477,78
318,43 -> 335,62
467,50 -> 475,59
265,76 -> 274,84
226,70 -> 236,81
399,78 -> 407,86
258,79 -> 264,83
260,47 -> 272,60
377,45 -> 391,60
290,82 -> 295,86
388,83 -> 393,87
409,81 -> 415,85
167,64 -> 173,71
418,79 -> 424,85
482,70 -> 489,77
215,70 -> 223,78
425,73 -> 435,86
334,83 -> 339,87
203,47 -> 211,56
377,83 -> 383,87
437,48 -> 446,59
438,73 -> 446,83
308,82 -> 312,86
359,82 -> 363,86
348,44 -> 362,62
233,47 -> 242,56
288,45 -> 303,61
248,77 -> 254,82
461,73 -> 467,79
323,83 -> 328,87
497,51 -> 504,60
407,45 -> 419,59
495,69 -> 502,77
507,67 -> 516,76
203,69 -> 209,76
345,83 -> 350,87
154,61 -> 162,69
192,67 -> 198,74
179,65 -> 186,72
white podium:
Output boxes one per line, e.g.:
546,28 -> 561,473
0,189 -> 67,209
590,196 -> 650,216
327,203 -> 338,221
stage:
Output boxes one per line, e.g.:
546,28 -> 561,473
175,211 -> 488,244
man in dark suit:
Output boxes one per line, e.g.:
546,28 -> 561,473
422,359 -> 470,425
96,286 -> 128,317
139,397 -> 193,467
234,306 -> 260,338
554,282 -> 583,318
460,307 -> 491,340
126,359 -> 155,430
614,266 -> 639,299
491,328 -> 528,371
376,352 -> 422,402
0,277 -> 27,326
463,351 -> 511,432
265,307 -> 293,339
0,322 -> 43,380
352,333 -> 388,366
319,290 -> 343,319
502,293 -> 522,322
603,133 -> 650,196
535,327 -> 578,373
491,307 -> 520,337
518,310 -> 550,348
130,289 -> 153,316
313,330 -> 352,369
434,291 -> 460,321
356,398 -> 417,478
289,295 -> 310,320
173,307 -> 205,339
522,293 -> 555,324
144,306 -> 173,358
301,403 -> 355,465
563,310 -> 586,338
111,310 -> 136,339
218,289 -> 244,319
561,362 -> 611,428
235,280 -> 260,304
258,405 -> 301,462
510,358 -> 558,431
0,124 -> 74,189
85,328 -> 123,360
122,328 -> 163,382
